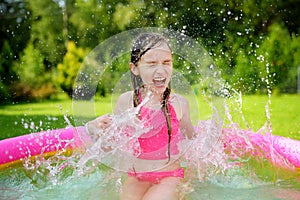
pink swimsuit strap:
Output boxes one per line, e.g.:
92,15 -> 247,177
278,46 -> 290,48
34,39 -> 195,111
127,167 -> 184,184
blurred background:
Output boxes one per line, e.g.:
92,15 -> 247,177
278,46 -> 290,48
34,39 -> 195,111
0,0 -> 299,103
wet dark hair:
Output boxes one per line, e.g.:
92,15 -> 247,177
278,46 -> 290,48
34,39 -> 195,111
130,33 -> 173,162
130,33 -> 171,65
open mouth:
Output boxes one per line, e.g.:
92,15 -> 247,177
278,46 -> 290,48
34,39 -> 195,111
153,77 -> 166,87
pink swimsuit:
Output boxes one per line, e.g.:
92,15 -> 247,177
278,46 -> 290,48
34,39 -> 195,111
128,102 -> 185,183
136,104 -> 183,159
128,167 -> 184,184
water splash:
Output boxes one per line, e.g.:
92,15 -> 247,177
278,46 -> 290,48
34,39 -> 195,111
75,92 -> 153,174
1,94 -> 300,199
1,27 -> 299,199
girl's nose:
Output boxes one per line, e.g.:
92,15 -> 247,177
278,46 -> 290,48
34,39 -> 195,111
155,65 -> 165,73
156,63 -> 167,69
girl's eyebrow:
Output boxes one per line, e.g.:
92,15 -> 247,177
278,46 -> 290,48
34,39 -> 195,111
143,58 -> 172,63
143,60 -> 172,65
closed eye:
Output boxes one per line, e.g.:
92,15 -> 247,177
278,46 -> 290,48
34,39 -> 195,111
145,61 -> 157,67
163,60 -> 172,65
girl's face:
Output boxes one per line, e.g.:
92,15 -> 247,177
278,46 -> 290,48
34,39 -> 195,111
131,43 -> 173,95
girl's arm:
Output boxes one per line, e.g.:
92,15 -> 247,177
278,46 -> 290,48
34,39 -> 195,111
114,91 -> 133,114
174,94 -> 195,139
86,91 -> 133,134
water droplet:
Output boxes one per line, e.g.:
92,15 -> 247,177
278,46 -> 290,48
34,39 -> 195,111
30,122 -> 35,129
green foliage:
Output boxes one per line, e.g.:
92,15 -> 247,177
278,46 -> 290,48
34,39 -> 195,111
1,0 -> 300,102
18,43 -> 44,87
113,1 -> 143,30
220,21 -> 299,94
0,81 -> 9,104
0,41 -> 15,102
257,22 -> 298,93
13,43 -> 56,100
56,41 -> 90,97
97,53 -> 131,97
27,0 -> 65,65
0,0 -> 31,60
232,51 -> 260,94
68,0 -> 120,48
0,41 -> 15,82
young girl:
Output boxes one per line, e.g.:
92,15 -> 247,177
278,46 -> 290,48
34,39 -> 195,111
86,33 -> 195,200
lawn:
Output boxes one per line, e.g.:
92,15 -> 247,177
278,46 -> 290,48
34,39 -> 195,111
225,94 -> 300,139
0,93 -> 299,140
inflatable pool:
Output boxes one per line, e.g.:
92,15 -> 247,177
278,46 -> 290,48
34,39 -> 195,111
222,127 -> 300,170
0,125 -> 299,171
0,126 -> 88,170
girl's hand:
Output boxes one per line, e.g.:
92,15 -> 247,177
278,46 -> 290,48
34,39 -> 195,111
86,114 -> 112,135
94,114 -> 112,129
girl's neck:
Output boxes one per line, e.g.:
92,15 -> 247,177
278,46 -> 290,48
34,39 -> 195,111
140,88 -> 163,105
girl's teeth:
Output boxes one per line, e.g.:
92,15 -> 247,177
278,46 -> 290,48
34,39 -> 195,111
153,78 -> 166,86
154,78 -> 164,81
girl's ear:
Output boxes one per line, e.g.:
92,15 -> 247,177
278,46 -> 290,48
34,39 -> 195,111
130,62 -> 139,76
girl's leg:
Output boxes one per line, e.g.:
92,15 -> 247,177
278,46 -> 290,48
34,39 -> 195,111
142,177 -> 183,200
120,177 -> 151,200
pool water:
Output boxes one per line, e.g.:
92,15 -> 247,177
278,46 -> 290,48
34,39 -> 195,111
1,161 -> 299,200
0,105 -> 299,199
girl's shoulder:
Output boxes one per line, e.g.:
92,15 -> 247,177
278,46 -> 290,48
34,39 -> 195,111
170,93 -> 186,101
119,91 -> 133,99
170,93 -> 189,120
114,91 -> 134,114
170,93 -> 189,106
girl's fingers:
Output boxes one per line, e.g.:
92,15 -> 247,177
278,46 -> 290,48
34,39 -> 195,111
97,114 -> 112,129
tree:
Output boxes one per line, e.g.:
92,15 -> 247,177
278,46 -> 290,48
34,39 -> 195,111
232,50 -> 260,94
68,0 -> 120,48
17,43 -> 44,87
55,41 -> 90,97
257,22 -> 296,93
12,42 -> 56,100
0,0 -> 31,60
0,41 -> 15,102
27,0 -> 65,67
1,0 -> 300,102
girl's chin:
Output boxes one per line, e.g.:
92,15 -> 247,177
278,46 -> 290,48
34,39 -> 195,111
152,86 -> 167,94
144,84 -> 167,94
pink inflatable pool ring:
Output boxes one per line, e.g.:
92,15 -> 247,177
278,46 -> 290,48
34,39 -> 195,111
223,128 -> 300,169
0,126 -> 89,169
0,125 -> 299,171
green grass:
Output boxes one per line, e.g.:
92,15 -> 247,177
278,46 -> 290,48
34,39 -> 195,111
0,94 -> 113,140
0,93 -> 299,140
223,94 -> 300,139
